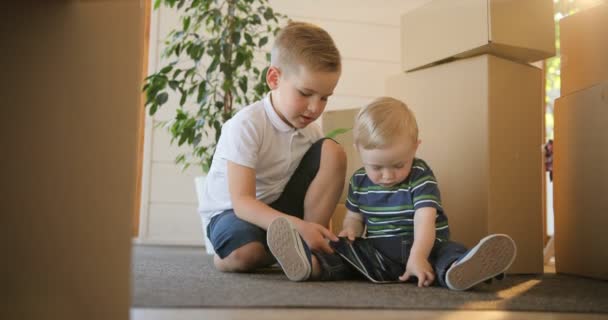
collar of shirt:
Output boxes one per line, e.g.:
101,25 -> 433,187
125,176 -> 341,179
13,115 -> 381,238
263,93 -> 296,133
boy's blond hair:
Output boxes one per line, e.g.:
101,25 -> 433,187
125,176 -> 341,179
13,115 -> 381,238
271,21 -> 341,74
354,97 -> 419,149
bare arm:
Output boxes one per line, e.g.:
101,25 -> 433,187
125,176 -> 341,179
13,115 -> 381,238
227,161 -> 337,253
338,210 -> 365,241
227,160 -> 284,228
399,207 -> 436,287
410,207 -> 436,260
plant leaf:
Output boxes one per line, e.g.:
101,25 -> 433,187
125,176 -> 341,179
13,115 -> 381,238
183,16 -> 191,30
326,127 -> 351,139
168,80 -> 179,91
179,92 -> 187,106
263,8 -> 274,20
238,76 -> 247,93
244,33 -> 253,45
149,103 -> 158,115
156,92 -> 169,105
258,36 -> 268,47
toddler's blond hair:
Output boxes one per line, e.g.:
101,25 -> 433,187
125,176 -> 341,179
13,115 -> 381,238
354,97 -> 419,149
271,21 -> 341,74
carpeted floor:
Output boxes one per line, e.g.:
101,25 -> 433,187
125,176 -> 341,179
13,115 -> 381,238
132,245 -> 608,312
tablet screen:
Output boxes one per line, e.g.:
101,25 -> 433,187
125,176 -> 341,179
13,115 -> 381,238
330,237 -> 404,283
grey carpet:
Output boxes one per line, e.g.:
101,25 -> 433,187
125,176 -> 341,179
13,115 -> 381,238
132,245 -> 608,312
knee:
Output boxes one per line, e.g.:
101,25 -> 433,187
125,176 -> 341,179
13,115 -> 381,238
321,139 -> 347,173
213,242 -> 268,272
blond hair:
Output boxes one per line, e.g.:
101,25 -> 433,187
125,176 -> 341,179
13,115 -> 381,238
271,21 -> 341,74
354,97 -> 419,149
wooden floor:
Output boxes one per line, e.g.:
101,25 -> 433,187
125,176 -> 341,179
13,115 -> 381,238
131,259 -> 608,320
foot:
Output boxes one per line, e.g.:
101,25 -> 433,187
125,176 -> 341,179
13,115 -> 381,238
267,217 -> 311,281
445,234 -> 517,291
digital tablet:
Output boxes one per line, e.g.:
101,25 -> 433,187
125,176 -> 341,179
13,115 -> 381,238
330,237 -> 404,284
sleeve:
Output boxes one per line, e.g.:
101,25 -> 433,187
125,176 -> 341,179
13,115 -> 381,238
345,174 -> 361,213
309,122 -> 324,141
410,162 -> 443,213
214,114 -> 261,169
301,122 -> 324,142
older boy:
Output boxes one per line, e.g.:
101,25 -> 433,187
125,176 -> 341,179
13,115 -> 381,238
269,97 -> 517,290
199,21 -> 345,278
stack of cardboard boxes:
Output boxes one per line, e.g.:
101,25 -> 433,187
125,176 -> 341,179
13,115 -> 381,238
385,0 -> 556,274
554,4 -> 608,280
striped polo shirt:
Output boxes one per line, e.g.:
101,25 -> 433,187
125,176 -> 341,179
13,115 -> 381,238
345,158 -> 450,241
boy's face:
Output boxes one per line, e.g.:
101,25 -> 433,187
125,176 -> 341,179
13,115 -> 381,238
267,65 -> 340,129
357,139 -> 420,187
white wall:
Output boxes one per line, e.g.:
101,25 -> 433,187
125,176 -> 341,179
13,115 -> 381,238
137,0 -> 432,246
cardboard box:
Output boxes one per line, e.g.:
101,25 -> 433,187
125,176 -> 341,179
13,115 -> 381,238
401,0 -> 555,72
560,4 -> 608,96
386,54 -> 544,274
3,2 -> 145,318
554,81 -> 608,280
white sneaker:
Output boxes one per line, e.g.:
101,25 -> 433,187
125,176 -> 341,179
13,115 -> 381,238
446,234 -> 517,291
267,217 -> 311,281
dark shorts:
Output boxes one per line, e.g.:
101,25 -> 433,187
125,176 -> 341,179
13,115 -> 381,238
207,138 -> 333,259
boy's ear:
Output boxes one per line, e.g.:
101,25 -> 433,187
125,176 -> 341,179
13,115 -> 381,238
266,66 -> 280,89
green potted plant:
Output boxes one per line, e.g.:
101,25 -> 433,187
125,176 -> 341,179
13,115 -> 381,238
143,0 -> 286,173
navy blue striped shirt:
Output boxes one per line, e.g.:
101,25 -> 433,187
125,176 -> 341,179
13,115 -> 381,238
345,158 -> 450,241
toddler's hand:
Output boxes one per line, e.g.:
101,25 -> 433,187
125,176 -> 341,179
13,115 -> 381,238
399,256 -> 435,287
338,228 -> 358,241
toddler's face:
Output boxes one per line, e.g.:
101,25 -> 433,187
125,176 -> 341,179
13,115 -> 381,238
358,140 -> 419,187
270,65 -> 340,129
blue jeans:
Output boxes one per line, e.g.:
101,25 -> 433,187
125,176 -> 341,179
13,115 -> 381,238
315,236 -> 467,287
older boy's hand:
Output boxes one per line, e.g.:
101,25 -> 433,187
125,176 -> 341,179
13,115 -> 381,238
399,256 -> 435,287
296,220 -> 338,254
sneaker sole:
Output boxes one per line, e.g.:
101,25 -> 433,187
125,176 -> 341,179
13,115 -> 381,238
267,217 -> 311,281
446,234 -> 517,291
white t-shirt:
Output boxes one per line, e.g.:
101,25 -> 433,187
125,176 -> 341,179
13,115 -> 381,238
198,93 -> 323,221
